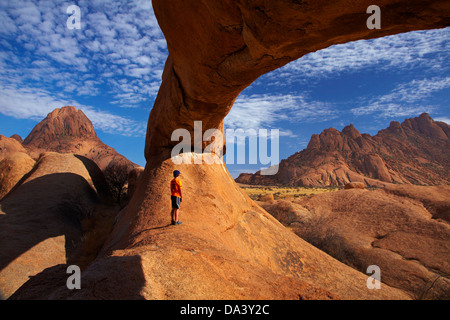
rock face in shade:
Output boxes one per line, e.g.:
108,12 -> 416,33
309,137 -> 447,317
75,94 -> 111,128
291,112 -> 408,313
0,152 -> 108,298
236,114 -> 450,187
7,1 -> 450,300
23,106 -> 137,171
9,134 -> 23,144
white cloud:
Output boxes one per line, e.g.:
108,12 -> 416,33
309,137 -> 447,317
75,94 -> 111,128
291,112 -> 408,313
435,117 -> 450,124
261,27 -> 450,83
351,77 -> 450,118
0,83 -> 146,137
225,93 -> 337,134
392,77 -> 450,103
0,0 -> 168,109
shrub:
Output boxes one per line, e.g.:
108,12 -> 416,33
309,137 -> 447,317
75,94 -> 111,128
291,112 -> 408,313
103,162 -> 129,206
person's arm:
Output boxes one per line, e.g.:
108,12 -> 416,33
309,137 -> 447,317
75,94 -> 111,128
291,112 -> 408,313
179,181 -> 183,201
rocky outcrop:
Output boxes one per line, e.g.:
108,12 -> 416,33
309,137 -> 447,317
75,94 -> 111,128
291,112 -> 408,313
0,152 -> 35,200
237,114 -> 450,187
24,106 -> 96,147
0,135 -> 35,199
127,166 -> 145,200
7,1 -> 450,300
132,0 -> 448,299
344,182 -> 366,190
0,152 -> 108,298
9,134 -> 23,144
23,106 -> 136,171
0,135 -> 28,161
9,156 -> 409,300
275,185 -> 450,299
145,1 -> 450,160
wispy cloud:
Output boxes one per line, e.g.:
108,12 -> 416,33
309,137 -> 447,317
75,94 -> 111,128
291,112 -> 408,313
0,82 -> 146,137
225,93 -> 337,135
260,28 -> 450,84
435,117 -> 450,124
0,0 -> 167,108
351,77 -> 450,118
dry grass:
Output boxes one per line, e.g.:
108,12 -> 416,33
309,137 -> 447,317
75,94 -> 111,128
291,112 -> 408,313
239,184 -> 340,201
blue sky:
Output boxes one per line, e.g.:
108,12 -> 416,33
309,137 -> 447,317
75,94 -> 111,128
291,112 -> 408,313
0,1 -> 449,178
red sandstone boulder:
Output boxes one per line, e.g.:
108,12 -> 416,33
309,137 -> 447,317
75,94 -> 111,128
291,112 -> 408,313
0,152 -> 35,200
0,135 -> 28,161
0,152 -> 107,298
344,182 -> 365,190
7,0 -> 450,301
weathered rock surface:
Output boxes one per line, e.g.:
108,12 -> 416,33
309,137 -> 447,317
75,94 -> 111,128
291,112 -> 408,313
145,1 -> 450,159
9,134 -> 23,144
0,135 -> 28,161
9,157 -> 409,300
23,106 -> 137,171
344,182 -> 366,190
0,135 -> 36,199
0,152 -> 108,298
0,152 -> 35,200
237,114 -> 450,187
8,1 -> 450,300
259,185 -> 450,299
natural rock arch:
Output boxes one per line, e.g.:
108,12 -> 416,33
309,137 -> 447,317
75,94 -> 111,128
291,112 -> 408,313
105,0 -> 450,299
145,0 -> 450,161
11,0 -> 450,300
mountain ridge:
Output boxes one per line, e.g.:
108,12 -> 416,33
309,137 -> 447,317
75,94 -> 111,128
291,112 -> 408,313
236,113 -> 450,187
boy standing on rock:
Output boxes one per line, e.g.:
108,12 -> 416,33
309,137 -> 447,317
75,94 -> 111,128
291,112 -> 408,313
170,170 -> 183,225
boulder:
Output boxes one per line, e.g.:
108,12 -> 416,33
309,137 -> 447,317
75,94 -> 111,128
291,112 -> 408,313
0,152 -> 106,298
0,152 -> 35,200
9,0 -> 450,300
344,182 -> 365,190
259,193 -> 274,202
294,186 -> 450,299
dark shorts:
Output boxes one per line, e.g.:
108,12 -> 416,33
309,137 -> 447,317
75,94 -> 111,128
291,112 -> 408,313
171,196 -> 181,209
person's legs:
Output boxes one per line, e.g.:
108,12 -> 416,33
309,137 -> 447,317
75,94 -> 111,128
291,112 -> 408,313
170,196 -> 182,225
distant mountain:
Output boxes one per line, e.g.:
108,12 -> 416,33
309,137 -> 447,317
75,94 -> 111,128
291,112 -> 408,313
236,113 -> 450,187
22,106 -> 137,171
